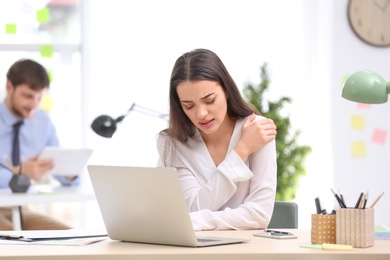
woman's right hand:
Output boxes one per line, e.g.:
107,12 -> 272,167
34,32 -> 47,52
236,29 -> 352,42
234,113 -> 277,162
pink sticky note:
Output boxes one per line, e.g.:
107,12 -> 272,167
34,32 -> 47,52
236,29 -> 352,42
357,103 -> 371,109
371,128 -> 387,144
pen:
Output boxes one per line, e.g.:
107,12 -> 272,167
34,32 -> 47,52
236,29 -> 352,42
315,197 -> 321,214
0,234 -> 32,242
339,188 -> 346,207
369,192 -> 384,208
265,230 -> 292,235
3,155 -> 19,174
315,197 -> 327,214
362,193 -> 369,209
355,188 -> 367,209
358,189 -> 368,209
3,155 -> 14,169
331,188 -> 346,208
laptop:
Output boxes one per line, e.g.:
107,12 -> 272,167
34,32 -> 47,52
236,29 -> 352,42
87,165 -> 248,247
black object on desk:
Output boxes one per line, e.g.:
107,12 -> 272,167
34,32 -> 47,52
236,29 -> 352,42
8,174 -> 31,193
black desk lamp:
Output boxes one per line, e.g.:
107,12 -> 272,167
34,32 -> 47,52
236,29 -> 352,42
342,70 -> 390,104
91,103 -> 169,138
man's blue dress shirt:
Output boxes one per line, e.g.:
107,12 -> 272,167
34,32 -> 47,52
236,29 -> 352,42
0,101 -> 79,188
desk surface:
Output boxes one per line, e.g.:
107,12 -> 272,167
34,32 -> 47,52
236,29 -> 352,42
0,229 -> 389,260
0,186 -> 95,207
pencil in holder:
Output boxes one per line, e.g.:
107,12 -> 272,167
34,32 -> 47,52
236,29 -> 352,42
336,208 -> 374,248
311,214 -> 336,244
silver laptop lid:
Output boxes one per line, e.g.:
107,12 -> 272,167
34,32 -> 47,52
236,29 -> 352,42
88,165 -> 199,247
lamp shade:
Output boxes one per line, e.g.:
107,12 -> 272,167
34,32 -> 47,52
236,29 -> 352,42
342,70 -> 390,104
91,115 -> 125,138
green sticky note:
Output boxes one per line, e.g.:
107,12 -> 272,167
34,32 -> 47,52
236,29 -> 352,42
40,45 -> 54,58
5,24 -> 17,34
37,8 -> 50,23
47,70 -> 53,82
300,244 -> 323,249
375,225 -> 390,232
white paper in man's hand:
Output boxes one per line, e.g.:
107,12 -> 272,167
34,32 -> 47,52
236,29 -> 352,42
39,147 -> 93,176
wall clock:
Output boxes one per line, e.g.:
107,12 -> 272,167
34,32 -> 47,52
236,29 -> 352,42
348,0 -> 390,47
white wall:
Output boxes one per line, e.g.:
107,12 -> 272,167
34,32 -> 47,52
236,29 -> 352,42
331,0 -> 390,227
83,0 -> 389,229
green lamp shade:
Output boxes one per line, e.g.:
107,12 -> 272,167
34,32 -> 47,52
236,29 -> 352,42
342,70 -> 390,104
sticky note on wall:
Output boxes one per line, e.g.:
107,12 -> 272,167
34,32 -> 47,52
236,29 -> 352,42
357,103 -> 371,109
350,115 -> 365,130
40,45 -> 54,58
47,70 -> 53,82
5,24 -> 17,34
351,141 -> 366,157
372,128 -> 387,145
36,8 -> 50,23
40,95 -> 54,112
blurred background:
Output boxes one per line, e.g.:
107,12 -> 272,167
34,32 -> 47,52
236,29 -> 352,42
1,0 -> 389,229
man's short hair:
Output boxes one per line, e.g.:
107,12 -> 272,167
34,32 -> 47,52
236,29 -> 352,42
6,59 -> 50,90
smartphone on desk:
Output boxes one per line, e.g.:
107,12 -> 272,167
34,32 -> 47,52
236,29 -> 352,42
253,230 -> 297,239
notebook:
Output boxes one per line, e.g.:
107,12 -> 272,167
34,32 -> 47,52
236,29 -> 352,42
87,165 -> 248,247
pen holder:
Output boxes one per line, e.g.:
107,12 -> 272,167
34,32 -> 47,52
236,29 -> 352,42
311,214 -> 336,244
8,174 -> 31,193
336,208 -> 374,248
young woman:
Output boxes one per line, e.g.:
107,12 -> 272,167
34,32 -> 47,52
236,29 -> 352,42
157,49 -> 277,230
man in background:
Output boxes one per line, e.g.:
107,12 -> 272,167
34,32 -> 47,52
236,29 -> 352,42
0,59 -> 79,230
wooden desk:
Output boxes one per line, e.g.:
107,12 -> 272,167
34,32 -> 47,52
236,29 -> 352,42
0,186 -> 95,230
0,229 -> 389,259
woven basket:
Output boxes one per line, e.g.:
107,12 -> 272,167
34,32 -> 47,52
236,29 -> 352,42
336,208 -> 374,248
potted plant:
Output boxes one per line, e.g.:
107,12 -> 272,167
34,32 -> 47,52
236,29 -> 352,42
243,63 -> 312,201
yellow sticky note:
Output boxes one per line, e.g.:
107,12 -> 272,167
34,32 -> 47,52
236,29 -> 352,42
351,141 -> 365,157
300,244 -> 322,249
350,115 -> 365,130
40,45 -> 54,58
40,95 -> 54,112
322,243 -> 353,250
37,8 -> 50,23
5,24 -> 17,34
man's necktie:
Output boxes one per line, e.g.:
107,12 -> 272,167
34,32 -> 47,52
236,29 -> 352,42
12,121 -> 23,167
11,121 -> 25,228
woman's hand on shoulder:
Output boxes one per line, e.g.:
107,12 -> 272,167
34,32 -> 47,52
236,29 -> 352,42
234,114 -> 277,162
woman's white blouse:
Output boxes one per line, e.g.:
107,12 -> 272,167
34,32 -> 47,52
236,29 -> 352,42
157,115 -> 277,231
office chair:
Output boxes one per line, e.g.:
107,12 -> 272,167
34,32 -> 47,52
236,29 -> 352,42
267,201 -> 298,229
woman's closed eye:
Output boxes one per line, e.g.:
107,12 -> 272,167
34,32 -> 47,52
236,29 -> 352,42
183,99 -> 215,110
183,104 -> 194,110
205,98 -> 215,104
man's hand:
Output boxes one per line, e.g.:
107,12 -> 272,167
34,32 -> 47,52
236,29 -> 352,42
20,155 -> 54,180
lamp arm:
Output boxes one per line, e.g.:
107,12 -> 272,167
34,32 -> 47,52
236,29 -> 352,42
127,103 -> 168,120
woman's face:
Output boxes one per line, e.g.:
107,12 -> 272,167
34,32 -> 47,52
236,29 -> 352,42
176,80 -> 229,136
